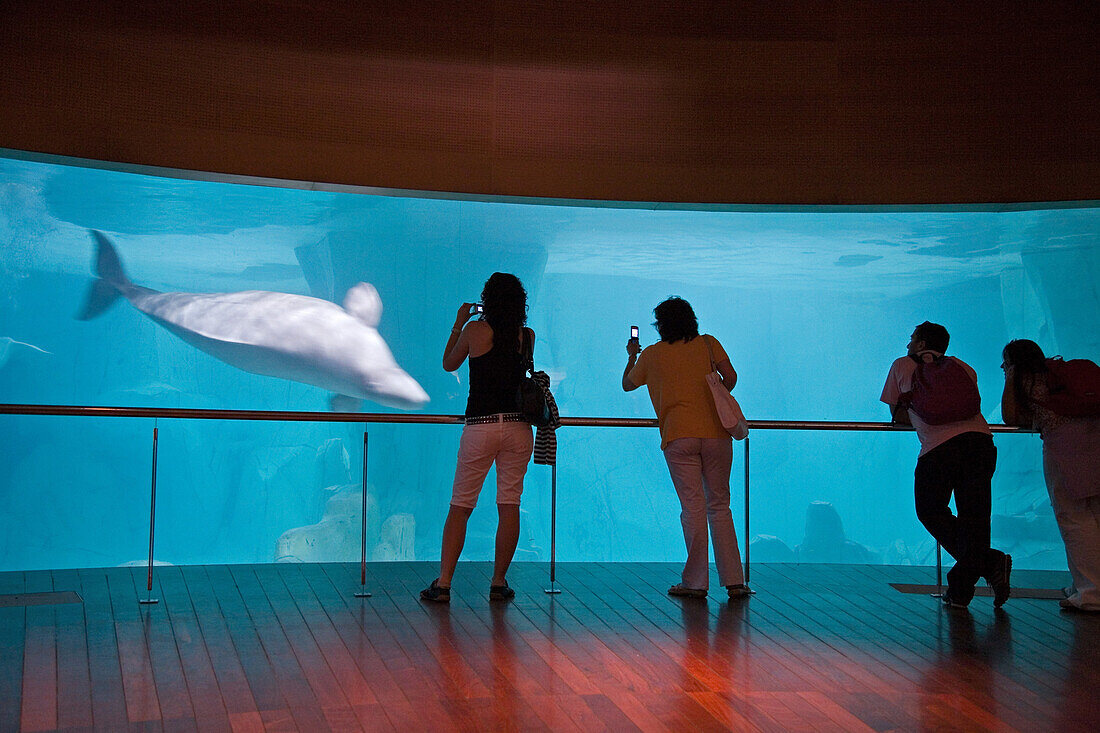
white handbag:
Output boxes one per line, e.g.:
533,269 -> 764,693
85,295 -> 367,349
704,336 -> 748,440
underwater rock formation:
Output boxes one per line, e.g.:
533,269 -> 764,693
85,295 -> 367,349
275,483 -> 417,563
796,501 -> 879,564
748,534 -> 797,563
371,513 -> 416,561
275,484 -> 377,563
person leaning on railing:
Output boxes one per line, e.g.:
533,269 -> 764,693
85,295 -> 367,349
880,321 -> 1011,610
622,296 -> 751,601
1001,339 -> 1100,613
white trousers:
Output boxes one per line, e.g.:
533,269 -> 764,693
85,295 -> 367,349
663,437 -> 744,589
1045,448 -> 1100,611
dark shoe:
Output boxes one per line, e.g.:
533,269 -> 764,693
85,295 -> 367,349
489,580 -> 515,601
726,584 -> 752,599
668,584 -> 707,599
988,553 -> 1012,608
420,579 -> 450,603
941,591 -> 970,609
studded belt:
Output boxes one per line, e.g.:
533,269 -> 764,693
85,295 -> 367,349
464,412 -> 526,425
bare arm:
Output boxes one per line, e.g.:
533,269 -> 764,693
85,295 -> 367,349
442,303 -> 475,372
716,359 -> 737,392
881,360 -> 911,425
622,339 -> 640,391
1001,368 -> 1033,427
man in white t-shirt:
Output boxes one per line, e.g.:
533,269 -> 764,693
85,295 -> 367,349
881,321 -> 1011,609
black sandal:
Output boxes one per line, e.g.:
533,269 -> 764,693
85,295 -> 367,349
489,580 -> 515,601
668,583 -> 707,599
420,579 -> 450,603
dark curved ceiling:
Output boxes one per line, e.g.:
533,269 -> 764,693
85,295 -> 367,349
1,0 -> 1097,204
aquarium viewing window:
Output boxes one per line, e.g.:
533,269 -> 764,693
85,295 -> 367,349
1,151 -> 1097,573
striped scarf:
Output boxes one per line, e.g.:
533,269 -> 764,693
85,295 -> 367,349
531,369 -> 560,465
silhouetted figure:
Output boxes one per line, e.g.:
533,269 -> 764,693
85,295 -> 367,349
623,297 -> 749,600
1001,339 -> 1100,612
881,321 -> 1011,609
421,273 -> 535,603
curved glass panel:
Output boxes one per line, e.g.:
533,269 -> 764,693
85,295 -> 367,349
0,154 -> 1096,572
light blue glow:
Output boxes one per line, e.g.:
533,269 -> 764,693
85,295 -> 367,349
1,155 -> 1097,572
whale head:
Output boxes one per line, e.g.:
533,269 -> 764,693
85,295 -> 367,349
359,367 -> 431,410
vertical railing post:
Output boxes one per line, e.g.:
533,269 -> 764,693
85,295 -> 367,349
354,429 -> 372,598
544,462 -> 561,594
744,436 -> 751,586
139,423 -> 160,605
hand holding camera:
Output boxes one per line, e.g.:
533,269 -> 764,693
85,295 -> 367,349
627,325 -> 641,357
454,302 -> 480,331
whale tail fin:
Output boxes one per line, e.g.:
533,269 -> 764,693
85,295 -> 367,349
78,230 -> 132,320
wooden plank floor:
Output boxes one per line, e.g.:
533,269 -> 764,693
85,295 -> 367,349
0,562 -> 1095,732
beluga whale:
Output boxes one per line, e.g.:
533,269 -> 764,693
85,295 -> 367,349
78,230 -> 430,410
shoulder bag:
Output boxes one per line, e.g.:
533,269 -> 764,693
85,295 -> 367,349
703,335 -> 748,440
516,330 -> 552,427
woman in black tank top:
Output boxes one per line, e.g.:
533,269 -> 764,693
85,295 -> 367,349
421,273 -> 535,603
465,332 -> 525,417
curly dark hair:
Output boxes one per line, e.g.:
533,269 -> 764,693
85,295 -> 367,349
480,272 -> 528,352
1003,338 -> 1048,408
654,297 -> 699,343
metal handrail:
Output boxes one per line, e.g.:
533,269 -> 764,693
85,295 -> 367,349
0,402 -> 1037,602
0,403 -> 1037,432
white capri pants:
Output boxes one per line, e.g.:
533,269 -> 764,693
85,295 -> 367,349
450,418 -> 534,509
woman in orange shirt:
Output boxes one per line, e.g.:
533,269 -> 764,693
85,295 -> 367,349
623,297 -> 750,599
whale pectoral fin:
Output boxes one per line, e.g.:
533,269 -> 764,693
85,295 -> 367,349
342,283 -> 382,327
330,394 -> 362,413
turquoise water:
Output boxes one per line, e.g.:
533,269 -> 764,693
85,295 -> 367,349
1,154 -> 1097,572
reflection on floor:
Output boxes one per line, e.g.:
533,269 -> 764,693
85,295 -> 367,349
890,582 -> 1066,600
1,562 -> 1094,731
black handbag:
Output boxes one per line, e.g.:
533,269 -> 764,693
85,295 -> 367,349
516,330 -> 551,427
